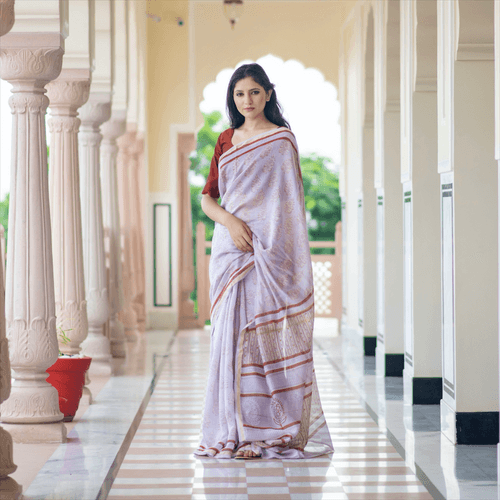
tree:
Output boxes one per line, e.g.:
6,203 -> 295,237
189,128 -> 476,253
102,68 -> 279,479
190,111 -> 341,244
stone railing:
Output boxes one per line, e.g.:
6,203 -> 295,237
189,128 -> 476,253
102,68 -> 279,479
195,221 -> 342,326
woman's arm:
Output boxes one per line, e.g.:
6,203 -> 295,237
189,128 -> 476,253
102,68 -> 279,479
201,194 -> 253,253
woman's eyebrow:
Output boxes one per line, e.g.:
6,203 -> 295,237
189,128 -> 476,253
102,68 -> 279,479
235,88 -> 260,92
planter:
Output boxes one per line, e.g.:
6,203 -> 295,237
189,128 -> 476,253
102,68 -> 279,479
46,356 -> 92,422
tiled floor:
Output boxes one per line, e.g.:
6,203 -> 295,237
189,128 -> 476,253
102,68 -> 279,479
108,329 -> 433,500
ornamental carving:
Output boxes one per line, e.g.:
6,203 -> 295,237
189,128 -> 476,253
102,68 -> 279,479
46,78 -> 90,109
7,317 -> 58,369
8,93 -> 49,114
0,387 -> 61,422
87,288 -> 110,327
79,98 -> 111,126
55,300 -> 88,355
48,115 -> 81,134
0,47 -> 63,84
0,0 -> 15,38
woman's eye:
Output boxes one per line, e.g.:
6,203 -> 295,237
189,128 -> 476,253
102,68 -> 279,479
252,91 -> 260,94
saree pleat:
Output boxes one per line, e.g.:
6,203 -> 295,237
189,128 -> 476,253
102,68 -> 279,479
195,128 -> 334,459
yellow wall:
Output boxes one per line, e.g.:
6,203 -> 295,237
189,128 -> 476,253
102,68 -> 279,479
147,0 -> 190,192
147,0 -> 356,193
194,1 -> 355,127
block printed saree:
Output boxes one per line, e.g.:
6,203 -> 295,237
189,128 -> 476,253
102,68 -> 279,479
195,127 -> 334,459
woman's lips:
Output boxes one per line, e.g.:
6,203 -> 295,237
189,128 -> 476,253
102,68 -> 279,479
244,107 -> 254,111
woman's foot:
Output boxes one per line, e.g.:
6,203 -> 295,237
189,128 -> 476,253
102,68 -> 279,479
235,443 -> 262,459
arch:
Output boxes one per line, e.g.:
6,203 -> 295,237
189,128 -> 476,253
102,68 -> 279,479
199,54 -> 341,163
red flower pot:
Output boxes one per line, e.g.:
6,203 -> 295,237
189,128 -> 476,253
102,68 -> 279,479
46,356 -> 92,422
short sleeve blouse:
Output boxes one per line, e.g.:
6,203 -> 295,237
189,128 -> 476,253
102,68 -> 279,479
201,128 -> 235,199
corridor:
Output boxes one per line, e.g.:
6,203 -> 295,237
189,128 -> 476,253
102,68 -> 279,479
106,328 -> 433,500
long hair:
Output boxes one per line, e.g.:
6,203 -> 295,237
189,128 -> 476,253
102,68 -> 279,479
226,63 -> 291,130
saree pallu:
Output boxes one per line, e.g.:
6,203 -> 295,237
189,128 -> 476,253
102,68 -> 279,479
195,127 -> 334,459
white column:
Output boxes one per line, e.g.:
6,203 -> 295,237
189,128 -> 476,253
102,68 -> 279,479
130,137 -> 146,331
79,94 -> 112,375
0,3 -> 23,496
0,33 -> 65,442
117,131 -> 139,341
101,116 -> 127,357
47,71 -> 90,355
438,0 -> 498,445
400,0 -> 441,405
358,8 -> 377,356
373,0 -> 404,378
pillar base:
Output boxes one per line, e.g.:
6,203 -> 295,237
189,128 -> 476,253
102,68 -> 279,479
0,478 -> 22,500
81,385 -> 93,406
82,331 -> 113,376
110,338 -> 126,358
441,399 -> 499,444
124,328 -> 139,342
363,336 -> 376,356
1,422 -> 67,444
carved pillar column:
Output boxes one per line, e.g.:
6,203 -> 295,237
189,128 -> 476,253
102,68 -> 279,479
46,70 -> 90,356
101,116 -> 126,357
177,133 -> 198,328
79,94 -> 112,375
117,131 -> 139,340
0,35 -> 66,444
131,136 -> 146,331
0,5 -> 24,497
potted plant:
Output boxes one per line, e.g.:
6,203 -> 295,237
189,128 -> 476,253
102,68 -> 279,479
46,328 -> 92,422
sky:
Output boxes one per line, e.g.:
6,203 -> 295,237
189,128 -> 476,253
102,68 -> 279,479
0,53 -> 340,201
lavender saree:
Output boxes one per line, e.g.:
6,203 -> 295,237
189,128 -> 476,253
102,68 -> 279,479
195,127 -> 334,459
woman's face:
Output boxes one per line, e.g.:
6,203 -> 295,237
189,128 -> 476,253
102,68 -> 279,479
233,77 -> 271,121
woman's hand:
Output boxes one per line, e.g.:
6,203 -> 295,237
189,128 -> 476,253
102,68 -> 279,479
224,214 -> 254,253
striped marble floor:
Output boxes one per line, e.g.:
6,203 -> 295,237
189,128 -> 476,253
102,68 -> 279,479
108,329 -> 433,500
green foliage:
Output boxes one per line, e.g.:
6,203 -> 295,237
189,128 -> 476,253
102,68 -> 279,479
0,193 -> 9,245
57,326 -> 73,356
300,154 -> 341,244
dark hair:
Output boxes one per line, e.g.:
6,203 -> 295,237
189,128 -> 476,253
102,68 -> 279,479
226,63 -> 290,130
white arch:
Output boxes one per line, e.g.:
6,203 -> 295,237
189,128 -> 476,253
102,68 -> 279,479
200,54 -> 341,166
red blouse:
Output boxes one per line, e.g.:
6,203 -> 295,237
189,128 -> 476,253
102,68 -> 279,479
201,128 -> 235,199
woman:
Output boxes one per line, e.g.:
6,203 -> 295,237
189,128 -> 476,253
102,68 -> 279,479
195,63 -> 334,460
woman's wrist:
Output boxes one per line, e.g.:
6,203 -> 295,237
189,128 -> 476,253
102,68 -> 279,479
221,211 -> 233,228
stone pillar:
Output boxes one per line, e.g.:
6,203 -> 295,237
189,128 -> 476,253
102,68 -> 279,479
400,0 -> 441,405
0,4 -> 23,496
358,10 -> 377,356
79,94 -> 112,375
0,33 -> 66,443
438,0 -> 498,445
373,0 -> 404,377
117,131 -> 139,341
101,116 -> 127,357
177,133 -> 198,329
130,136 -> 146,331
46,70 -> 90,356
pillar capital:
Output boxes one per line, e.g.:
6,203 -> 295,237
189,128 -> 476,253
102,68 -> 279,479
0,42 -> 63,92
79,93 -> 112,129
46,70 -> 91,115
101,118 -> 126,143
